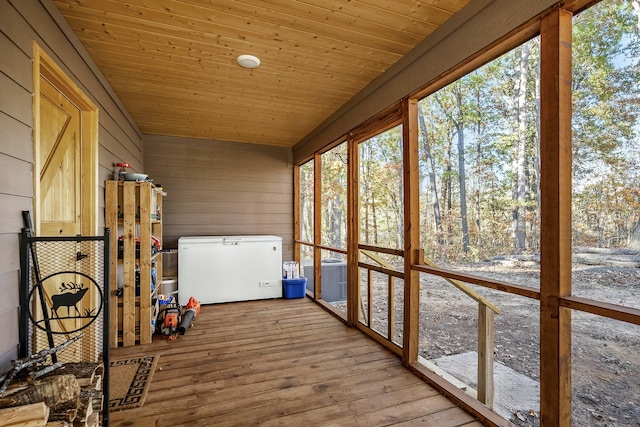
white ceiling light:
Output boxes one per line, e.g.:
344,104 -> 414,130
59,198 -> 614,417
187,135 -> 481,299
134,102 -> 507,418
237,54 -> 261,69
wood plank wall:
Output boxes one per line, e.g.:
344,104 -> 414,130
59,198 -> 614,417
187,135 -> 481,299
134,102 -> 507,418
143,134 -> 294,260
0,0 -> 143,371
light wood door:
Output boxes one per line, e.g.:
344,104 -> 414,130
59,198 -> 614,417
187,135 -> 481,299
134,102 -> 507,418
32,44 -> 100,361
38,77 -> 82,237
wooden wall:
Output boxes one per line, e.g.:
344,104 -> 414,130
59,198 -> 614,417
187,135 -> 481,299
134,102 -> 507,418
143,134 -> 294,260
0,0 -> 143,371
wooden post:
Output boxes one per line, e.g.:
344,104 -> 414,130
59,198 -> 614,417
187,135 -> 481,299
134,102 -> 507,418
367,269 -> 373,327
313,153 -> 322,301
402,97 -> 420,364
388,276 -> 395,341
477,303 -> 495,408
122,182 -> 136,347
293,164 -> 301,266
540,7 -> 573,427
105,181 -> 119,349
347,136 -> 360,326
139,182 -> 151,344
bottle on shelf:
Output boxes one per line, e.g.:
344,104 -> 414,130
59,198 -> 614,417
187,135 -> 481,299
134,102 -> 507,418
114,162 -> 130,181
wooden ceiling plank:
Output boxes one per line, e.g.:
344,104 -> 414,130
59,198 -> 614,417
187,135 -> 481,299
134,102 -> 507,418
93,55 -> 366,97
119,93 -> 338,121
88,48 -> 378,94
187,0 -> 438,39
52,0 -> 472,146
75,30 -> 392,81
107,74 -> 352,104
141,124 -> 299,146
60,13 -> 402,70
81,49 -> 382,93
123,96 -> 334,119
103,72 -> 354,106
126,102 -> 326,125
138,119 -> 314,138
55,0 -> 416,58
290,0 -> 453,27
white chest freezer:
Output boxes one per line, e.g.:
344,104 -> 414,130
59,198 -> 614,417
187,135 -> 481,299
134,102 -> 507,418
177,235 -> 282,305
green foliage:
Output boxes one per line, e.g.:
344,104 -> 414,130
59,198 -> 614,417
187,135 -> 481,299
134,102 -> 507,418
321,143 -> 348,249
360,127 -> 404,249
299,0 -> 640,262
299,161 -> 314,243
416,0 -> 640,260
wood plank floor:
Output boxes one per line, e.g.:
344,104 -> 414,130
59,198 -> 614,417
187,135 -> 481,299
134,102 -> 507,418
108,297 -> 482,427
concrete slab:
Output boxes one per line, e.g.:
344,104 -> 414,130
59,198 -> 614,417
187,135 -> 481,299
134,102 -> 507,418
430,351 -> 540,420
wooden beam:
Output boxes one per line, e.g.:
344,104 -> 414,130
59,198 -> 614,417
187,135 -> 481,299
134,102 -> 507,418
402,97 -> 420,365
560,296 -> 640,326
388,276 -> 395,340
122,182 -> 136,347
367,269 -> 373,328
408,362 -> 512,427
357,261 -> 404,279
313,153 -> 322,301
539,7 -> 573,427
347,134 -> 360,326
414,264 -> 540,300
421,258 -> 501,314
105,180 -> 119,349
293,164 -> 301,267
477,304 -> 495,408
139,182 -> 151,344
358,244 -> 404,256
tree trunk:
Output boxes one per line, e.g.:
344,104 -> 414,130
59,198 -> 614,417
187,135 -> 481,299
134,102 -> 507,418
330,193 -> 342,248
397,138 -> 404,248
417,106 -> 443,243
455,88 -> 470,253
361,155 -> 370,243
372,195 -> 379,245
512,44 -> 530,253
628,218 -> 640,249
473,86 -> 483,248
444,141 -> 453,243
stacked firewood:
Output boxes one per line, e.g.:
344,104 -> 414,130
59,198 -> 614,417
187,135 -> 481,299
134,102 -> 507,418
0,362 -> 104,427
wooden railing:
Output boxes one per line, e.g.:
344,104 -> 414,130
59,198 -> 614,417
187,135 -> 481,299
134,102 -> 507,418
359,248 -> 501,408
359,249 -> 404,340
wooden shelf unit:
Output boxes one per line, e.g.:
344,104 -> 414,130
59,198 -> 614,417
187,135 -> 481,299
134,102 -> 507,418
105,180 -> 165,347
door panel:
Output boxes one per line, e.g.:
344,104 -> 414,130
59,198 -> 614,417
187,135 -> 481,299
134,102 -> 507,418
39,77 -> 81,237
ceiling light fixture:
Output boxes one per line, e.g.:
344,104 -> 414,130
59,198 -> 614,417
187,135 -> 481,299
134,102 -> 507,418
237,54 -> 261,69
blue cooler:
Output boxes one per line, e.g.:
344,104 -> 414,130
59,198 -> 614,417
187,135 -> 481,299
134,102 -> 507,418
283,277 -> 307,299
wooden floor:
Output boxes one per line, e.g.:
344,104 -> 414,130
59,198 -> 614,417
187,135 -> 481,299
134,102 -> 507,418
108,297 -> 482,427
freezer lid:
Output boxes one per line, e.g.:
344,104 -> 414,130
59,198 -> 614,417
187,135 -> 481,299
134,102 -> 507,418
178,235 -> 282,245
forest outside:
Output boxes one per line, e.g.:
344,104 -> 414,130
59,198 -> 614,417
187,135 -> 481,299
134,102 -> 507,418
417,1 -> 640,275
299,0 -> 640,425
417,1 -> 640,425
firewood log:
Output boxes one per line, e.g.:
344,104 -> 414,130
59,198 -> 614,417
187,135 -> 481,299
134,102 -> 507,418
48,396 -> 79,422
0,402 -> 49,427
0,375 -> 79,410
57,363 -> 103,388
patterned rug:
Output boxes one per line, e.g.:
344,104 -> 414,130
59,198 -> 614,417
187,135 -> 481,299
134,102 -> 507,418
109,355 -> 159,411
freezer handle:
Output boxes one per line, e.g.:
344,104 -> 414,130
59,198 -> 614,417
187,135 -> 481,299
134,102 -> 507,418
223,238 -> 242,246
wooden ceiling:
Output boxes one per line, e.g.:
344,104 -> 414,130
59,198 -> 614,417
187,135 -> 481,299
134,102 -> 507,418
53,0 -> 471,147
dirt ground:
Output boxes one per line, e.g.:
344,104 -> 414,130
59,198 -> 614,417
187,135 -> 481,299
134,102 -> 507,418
354,260 -> 640,426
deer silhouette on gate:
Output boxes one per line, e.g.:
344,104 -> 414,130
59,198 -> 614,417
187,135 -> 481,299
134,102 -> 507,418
52,282 -> 89,318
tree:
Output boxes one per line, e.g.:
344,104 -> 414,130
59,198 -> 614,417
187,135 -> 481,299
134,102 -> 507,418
417,105 -> 443,242
321,143 -> 348,249
451,84 -> 470,253
299,162 -> 314,243
511,43 -> 531,253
